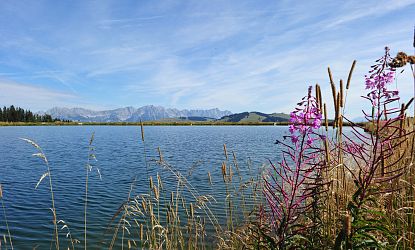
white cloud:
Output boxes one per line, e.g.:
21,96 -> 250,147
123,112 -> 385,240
0,79 -> 78,111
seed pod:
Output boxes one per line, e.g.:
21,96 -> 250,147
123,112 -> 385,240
149,176 -> 153,190
221,162 -> 227,182
328,67 -> 334,85
344,213 -> 351,238
346,60 -> 356,90
404,97 -> 414,111
153,186 -> 159,200
315,84 -> 323,112
330,81 -> 337,125
190,203 -> 194,218
223,144 -> 228,161
334,92 -> 340,128
141,199 -> 147,213
157,174 -> 163,191
140,120 -> 145,142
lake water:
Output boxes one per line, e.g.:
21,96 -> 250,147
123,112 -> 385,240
0,125 -> 285,248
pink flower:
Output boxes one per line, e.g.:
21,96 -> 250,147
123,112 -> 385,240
306,137 -> 314,145
290,112 -> 297,123
291,135 -> 299,144
289,124 -> 295,134
312,118 -> 321,129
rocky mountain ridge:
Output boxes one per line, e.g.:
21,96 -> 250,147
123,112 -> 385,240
43,105 -> 232,122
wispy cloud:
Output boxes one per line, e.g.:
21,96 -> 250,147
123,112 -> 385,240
0,79 -> 77,110
0,0 -> 413,117
325,0 -> 415,28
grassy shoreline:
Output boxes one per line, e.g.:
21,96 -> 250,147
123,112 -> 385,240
0,121 -> 361,126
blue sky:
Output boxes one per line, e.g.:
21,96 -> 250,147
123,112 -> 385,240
0,0 -> 414,118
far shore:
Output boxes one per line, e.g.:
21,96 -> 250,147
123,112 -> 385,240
0,121 -> 362,127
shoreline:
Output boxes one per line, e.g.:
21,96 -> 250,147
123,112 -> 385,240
0,121 -> 361,126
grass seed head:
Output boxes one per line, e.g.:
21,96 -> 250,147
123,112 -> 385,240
149,176 -> 154,190
157,147 -> 163,162
346,60 -> 356,90
157,174 -> 163,190
223,144 -> 228,160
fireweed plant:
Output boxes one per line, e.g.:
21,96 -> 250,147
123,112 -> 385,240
336,47 -> 413,248
264,46 -> 415,249
264,86 -> 326,248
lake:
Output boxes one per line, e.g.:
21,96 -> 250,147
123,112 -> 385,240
0,125 -> 285,248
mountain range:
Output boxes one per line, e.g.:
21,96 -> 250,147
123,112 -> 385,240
43,106 -> 232,122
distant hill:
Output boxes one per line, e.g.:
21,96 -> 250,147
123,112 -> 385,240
43,106 -> 232,122
218,112 -> 290,122
158,116 -> 216,122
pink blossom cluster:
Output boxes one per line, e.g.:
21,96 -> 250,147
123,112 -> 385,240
365,71 -> 398,105
364,47 -> 399,106
288,87 -> 322,147
365,71 -> 394,90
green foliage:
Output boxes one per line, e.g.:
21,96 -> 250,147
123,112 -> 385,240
0,105 -> 60,122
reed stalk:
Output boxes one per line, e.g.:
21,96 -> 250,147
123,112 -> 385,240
0,183 -> 13,250
21,138 -> 60,250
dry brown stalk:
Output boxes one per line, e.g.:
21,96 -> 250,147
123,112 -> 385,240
0,183 -> 13,250
346,60 -> 356,90
334,92 -> 340,128
340,80 -> 344,108
153,186 -> 159,200
229,163 -> 233,182
324,138 -> 330,164
149,176 -> 154,190
190,203 -> 194,218
222,162 -> 227,182
223,144 -> 228,161
315,83 -> 324,112
331,84 -> 337,120
140,120 -> 145,142
328,67 -> 334,85
208,171 -> 212,185
157,174 -> 163,191
157,147 -> 163,162
400,104 -> 405,136
324,103 -> 328,131
318,84 -> 323,111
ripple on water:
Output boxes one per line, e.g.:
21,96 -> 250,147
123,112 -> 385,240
0,125 -> 285,248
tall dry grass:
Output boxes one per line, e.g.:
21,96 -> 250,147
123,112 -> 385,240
0,182 -> 13,250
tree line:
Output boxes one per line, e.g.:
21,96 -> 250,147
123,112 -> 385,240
0,105 -> 64,122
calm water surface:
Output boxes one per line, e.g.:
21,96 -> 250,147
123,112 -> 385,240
0,126 -> 285,248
